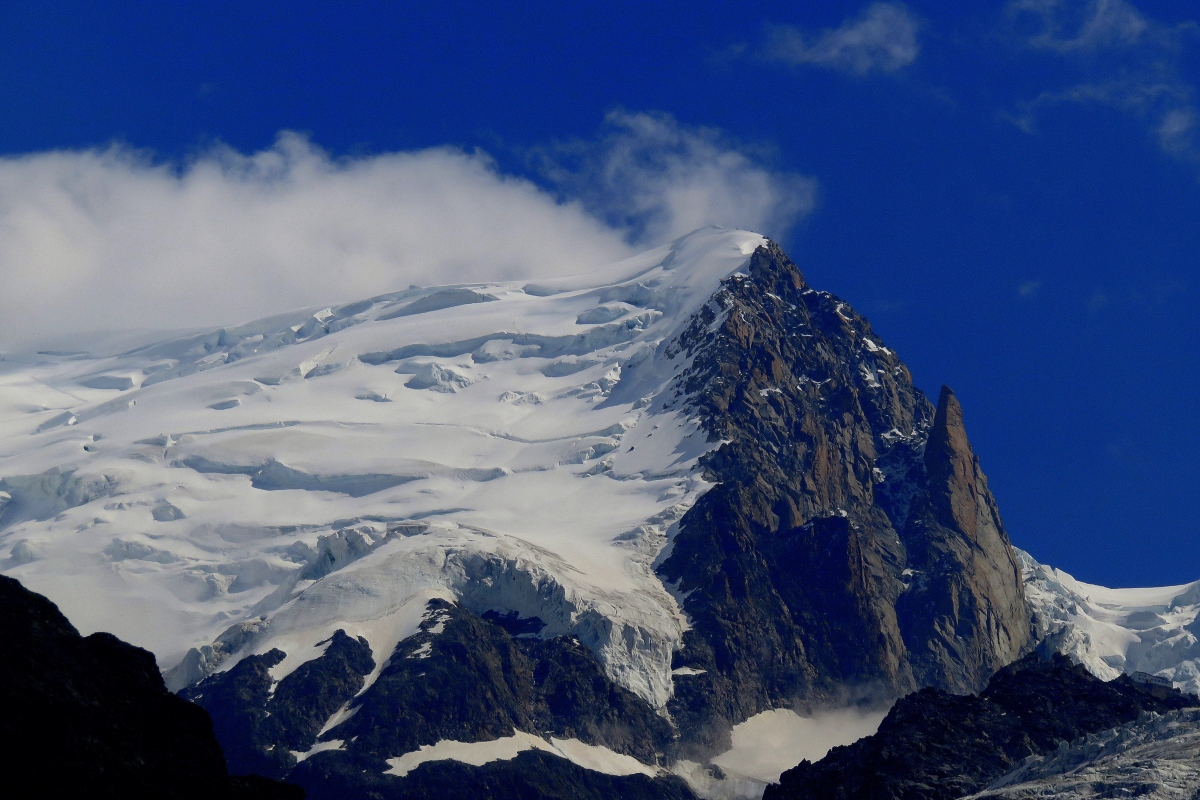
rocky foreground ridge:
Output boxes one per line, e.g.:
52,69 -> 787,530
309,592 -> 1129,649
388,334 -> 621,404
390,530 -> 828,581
766,652 -> 1198,800
0,574 -> 300,798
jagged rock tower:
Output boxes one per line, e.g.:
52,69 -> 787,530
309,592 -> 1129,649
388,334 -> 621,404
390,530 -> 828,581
659,242 -> 1032,754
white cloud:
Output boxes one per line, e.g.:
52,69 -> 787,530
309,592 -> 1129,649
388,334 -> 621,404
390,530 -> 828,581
762,3 -> 920,75
1011,0 -> 1152,52
1005,0 -> 1199,161
0,117 -> 816,347
533,111 -> 817,247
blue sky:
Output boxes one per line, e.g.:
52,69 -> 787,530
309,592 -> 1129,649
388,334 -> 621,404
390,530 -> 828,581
1,0 -> 1198,586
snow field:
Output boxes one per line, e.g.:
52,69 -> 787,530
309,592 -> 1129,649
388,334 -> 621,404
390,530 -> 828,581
0,228 -> 766,709
1020,550 -> 1200,694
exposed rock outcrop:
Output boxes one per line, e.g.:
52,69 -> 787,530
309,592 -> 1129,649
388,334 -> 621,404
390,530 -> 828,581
191,599 -> 686,798
897,386 -> 1032,692
182,629 -> 375,777
660,242 -> 1032,755
320,599 -> 673,767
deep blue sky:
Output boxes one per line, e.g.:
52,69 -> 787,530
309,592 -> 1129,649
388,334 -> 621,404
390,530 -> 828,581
2,0 -> 1198,586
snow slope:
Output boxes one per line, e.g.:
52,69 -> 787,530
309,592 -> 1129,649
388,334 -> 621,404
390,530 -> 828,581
0,227 -> 765,708
1021,550 -> 1200,695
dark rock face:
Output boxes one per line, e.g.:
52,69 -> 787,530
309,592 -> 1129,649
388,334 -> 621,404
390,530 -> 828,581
195,599 -> 682,798
183,629 -> 375,777
295,749 -> 696,800
330,600 -> 671,766
764,652 -> 1198,800
659,242 -> 1032,755
0,574 -> 300,799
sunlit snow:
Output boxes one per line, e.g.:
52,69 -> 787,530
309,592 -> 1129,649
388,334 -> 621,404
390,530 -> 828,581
1021,550 -> 1200,695
0,227 -> 765,707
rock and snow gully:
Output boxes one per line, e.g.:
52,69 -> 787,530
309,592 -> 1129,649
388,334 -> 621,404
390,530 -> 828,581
1,227 -> 1196,799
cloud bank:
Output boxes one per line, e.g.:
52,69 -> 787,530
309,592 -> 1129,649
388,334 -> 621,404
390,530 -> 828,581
762,3 -> 921,75
0,113 -> 815,347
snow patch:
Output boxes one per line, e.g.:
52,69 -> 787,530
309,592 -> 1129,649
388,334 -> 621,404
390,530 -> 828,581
383,730 -> 657,778
672,666 -> 706,676
292,739 -> 344,763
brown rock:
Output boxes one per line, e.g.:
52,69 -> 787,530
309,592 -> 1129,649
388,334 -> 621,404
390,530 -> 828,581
898,386 -> 1032,692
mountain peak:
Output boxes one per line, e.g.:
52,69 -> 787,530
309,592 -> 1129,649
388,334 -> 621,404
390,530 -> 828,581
0,234 -> 1071,797
925,384 -> 980,540
899,383 -> 1032,692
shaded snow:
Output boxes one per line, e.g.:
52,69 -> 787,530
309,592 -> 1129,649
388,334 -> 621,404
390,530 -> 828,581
291,738 -> 345,763
708,707 -> 888,790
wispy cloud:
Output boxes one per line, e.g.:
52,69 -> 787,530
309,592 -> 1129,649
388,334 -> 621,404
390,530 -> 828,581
1012,0 -> 1153,52
0,115 -> 815,346
1005,0 -> 1199,159
761,3 -> 920,76
532,111 -> 816,247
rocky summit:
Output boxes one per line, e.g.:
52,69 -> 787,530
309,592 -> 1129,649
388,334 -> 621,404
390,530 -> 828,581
0,228 -> 1191,798
660,242 -> 1031,755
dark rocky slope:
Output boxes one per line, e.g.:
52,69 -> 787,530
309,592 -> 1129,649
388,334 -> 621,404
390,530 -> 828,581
0,574 -> 300,799
660,242 -> 1032,755
182,628 -> 375,777
191,599 -> 691,799
296,749 -> 696,800
764,652 -> 1198,800
328,600 -> 672,765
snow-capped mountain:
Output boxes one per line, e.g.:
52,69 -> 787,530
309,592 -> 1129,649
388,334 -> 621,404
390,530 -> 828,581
1,227 -> 1194,799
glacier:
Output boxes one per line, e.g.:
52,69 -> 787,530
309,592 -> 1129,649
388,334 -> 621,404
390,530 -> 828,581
0,227 -> 765,708
1021,549 -> 1200,695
